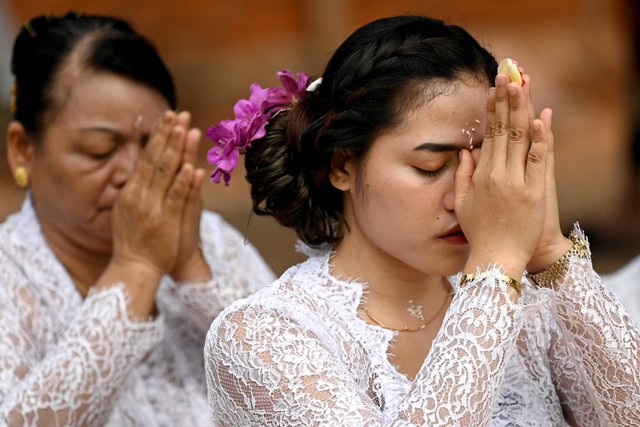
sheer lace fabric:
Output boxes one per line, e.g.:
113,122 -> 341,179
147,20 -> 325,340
0,197 -> 275,426
205,229 -> 640,426
603,254 -> 640,326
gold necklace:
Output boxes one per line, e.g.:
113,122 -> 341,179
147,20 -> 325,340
364,292 -> 452,333
71,277 -> 91,298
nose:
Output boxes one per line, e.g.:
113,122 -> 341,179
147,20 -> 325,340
112,142 -> 141,187
444,183 -> 456,212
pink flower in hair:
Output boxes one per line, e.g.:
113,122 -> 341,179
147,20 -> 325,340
265,70 -> 309,109
206,69 -> 309,185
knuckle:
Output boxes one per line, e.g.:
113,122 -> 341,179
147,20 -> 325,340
487,170 -> 502,185
493,121 -> 507,136
156,161 -> 171,176
167,186 -> 185,202
508,127 -> 526,142
484,125 -> 494,139
527,151 -> 544,164
143,151 -> 156,165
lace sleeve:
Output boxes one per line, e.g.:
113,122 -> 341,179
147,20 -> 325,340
165,212 -> 275,331
546,312 -> 604,425
542,240 -> 640,424
205,270 -> 524,426
392,270 -> 524,425
206,302 -> 388,426
0,285 -> 164,427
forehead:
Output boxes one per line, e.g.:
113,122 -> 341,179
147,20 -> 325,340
49,68 -> 168,126
380,78 -> 488,143
407,78 -> 487,122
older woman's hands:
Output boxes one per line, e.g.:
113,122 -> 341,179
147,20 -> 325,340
97,111 -> 200,317
170,112 -> 212,283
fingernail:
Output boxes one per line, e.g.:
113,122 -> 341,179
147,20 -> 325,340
508,85 -> 517,96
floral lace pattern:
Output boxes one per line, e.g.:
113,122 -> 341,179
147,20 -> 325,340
205,229 -> 640,426
0,197 -> 275,426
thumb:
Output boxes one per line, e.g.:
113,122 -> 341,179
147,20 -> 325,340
454,149 -> 474,209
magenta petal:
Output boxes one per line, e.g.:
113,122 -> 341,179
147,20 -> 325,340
210,168 -> 231,186
278,69 -> 308,95
218,148 -> 240,172
207,68 -> 309,185
206,119 -> 235,143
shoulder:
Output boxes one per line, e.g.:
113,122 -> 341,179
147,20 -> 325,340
206,253 -> 355,349
209,262 -> 311,328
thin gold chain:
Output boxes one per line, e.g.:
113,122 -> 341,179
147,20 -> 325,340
71,278 -> 91,298
364,292 -> 452,333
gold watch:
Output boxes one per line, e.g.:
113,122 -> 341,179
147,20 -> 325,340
528,231 -> 590,287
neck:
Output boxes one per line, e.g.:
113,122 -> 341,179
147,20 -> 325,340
332,238 -> 452,314
40,222 -> 110,292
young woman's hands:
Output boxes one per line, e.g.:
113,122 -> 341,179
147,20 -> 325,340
522,101 -> 573,273
455,73 -> 550,281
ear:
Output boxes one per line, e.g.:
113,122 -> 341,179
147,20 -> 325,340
328,151 -> 355,191
6,121 -> 34,174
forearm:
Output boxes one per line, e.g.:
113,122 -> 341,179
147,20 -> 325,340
532,229 -> 640,423
1,287 -> 163,426
395,270 -> 524,425
170,217 -> 275,331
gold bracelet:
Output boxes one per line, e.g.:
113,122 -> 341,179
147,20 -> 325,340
528,231 -> 590,287
459,272 -> 521,296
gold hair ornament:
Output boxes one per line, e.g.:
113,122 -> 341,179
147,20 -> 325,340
23,20 -> 36,37
23,14 -> 54,38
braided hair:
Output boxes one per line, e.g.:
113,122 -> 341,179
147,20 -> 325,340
245,15 -> 497,247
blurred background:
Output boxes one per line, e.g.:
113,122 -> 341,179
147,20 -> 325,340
1,0 -> 638,275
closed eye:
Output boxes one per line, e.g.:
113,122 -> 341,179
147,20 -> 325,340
87,149 -> 115,161
413,165 -> 446,178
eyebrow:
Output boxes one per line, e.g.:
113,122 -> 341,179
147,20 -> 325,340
414,142 -> 461,152
79,126 -> 150,140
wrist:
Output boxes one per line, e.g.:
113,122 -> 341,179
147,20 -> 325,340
97,257 -> 165,318
527,236 -> 573,273
460,271 -> 521,302
464,249 -> 527,282
528,231 -> 590,288
171,251 -> 212,283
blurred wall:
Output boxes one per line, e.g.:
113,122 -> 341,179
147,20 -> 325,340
1,0 -> 638,274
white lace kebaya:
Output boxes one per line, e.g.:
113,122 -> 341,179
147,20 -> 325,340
205,229 -> 640,426
0,196 -> 275,427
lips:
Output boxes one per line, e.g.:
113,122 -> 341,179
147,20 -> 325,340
440,226 -> 468,244
442,225 -> 462,236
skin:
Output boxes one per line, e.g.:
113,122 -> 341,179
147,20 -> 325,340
7,65 -> 211,318
329,72 -> 570,379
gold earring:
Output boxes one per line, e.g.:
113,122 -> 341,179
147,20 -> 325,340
14,166 -> 29,188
